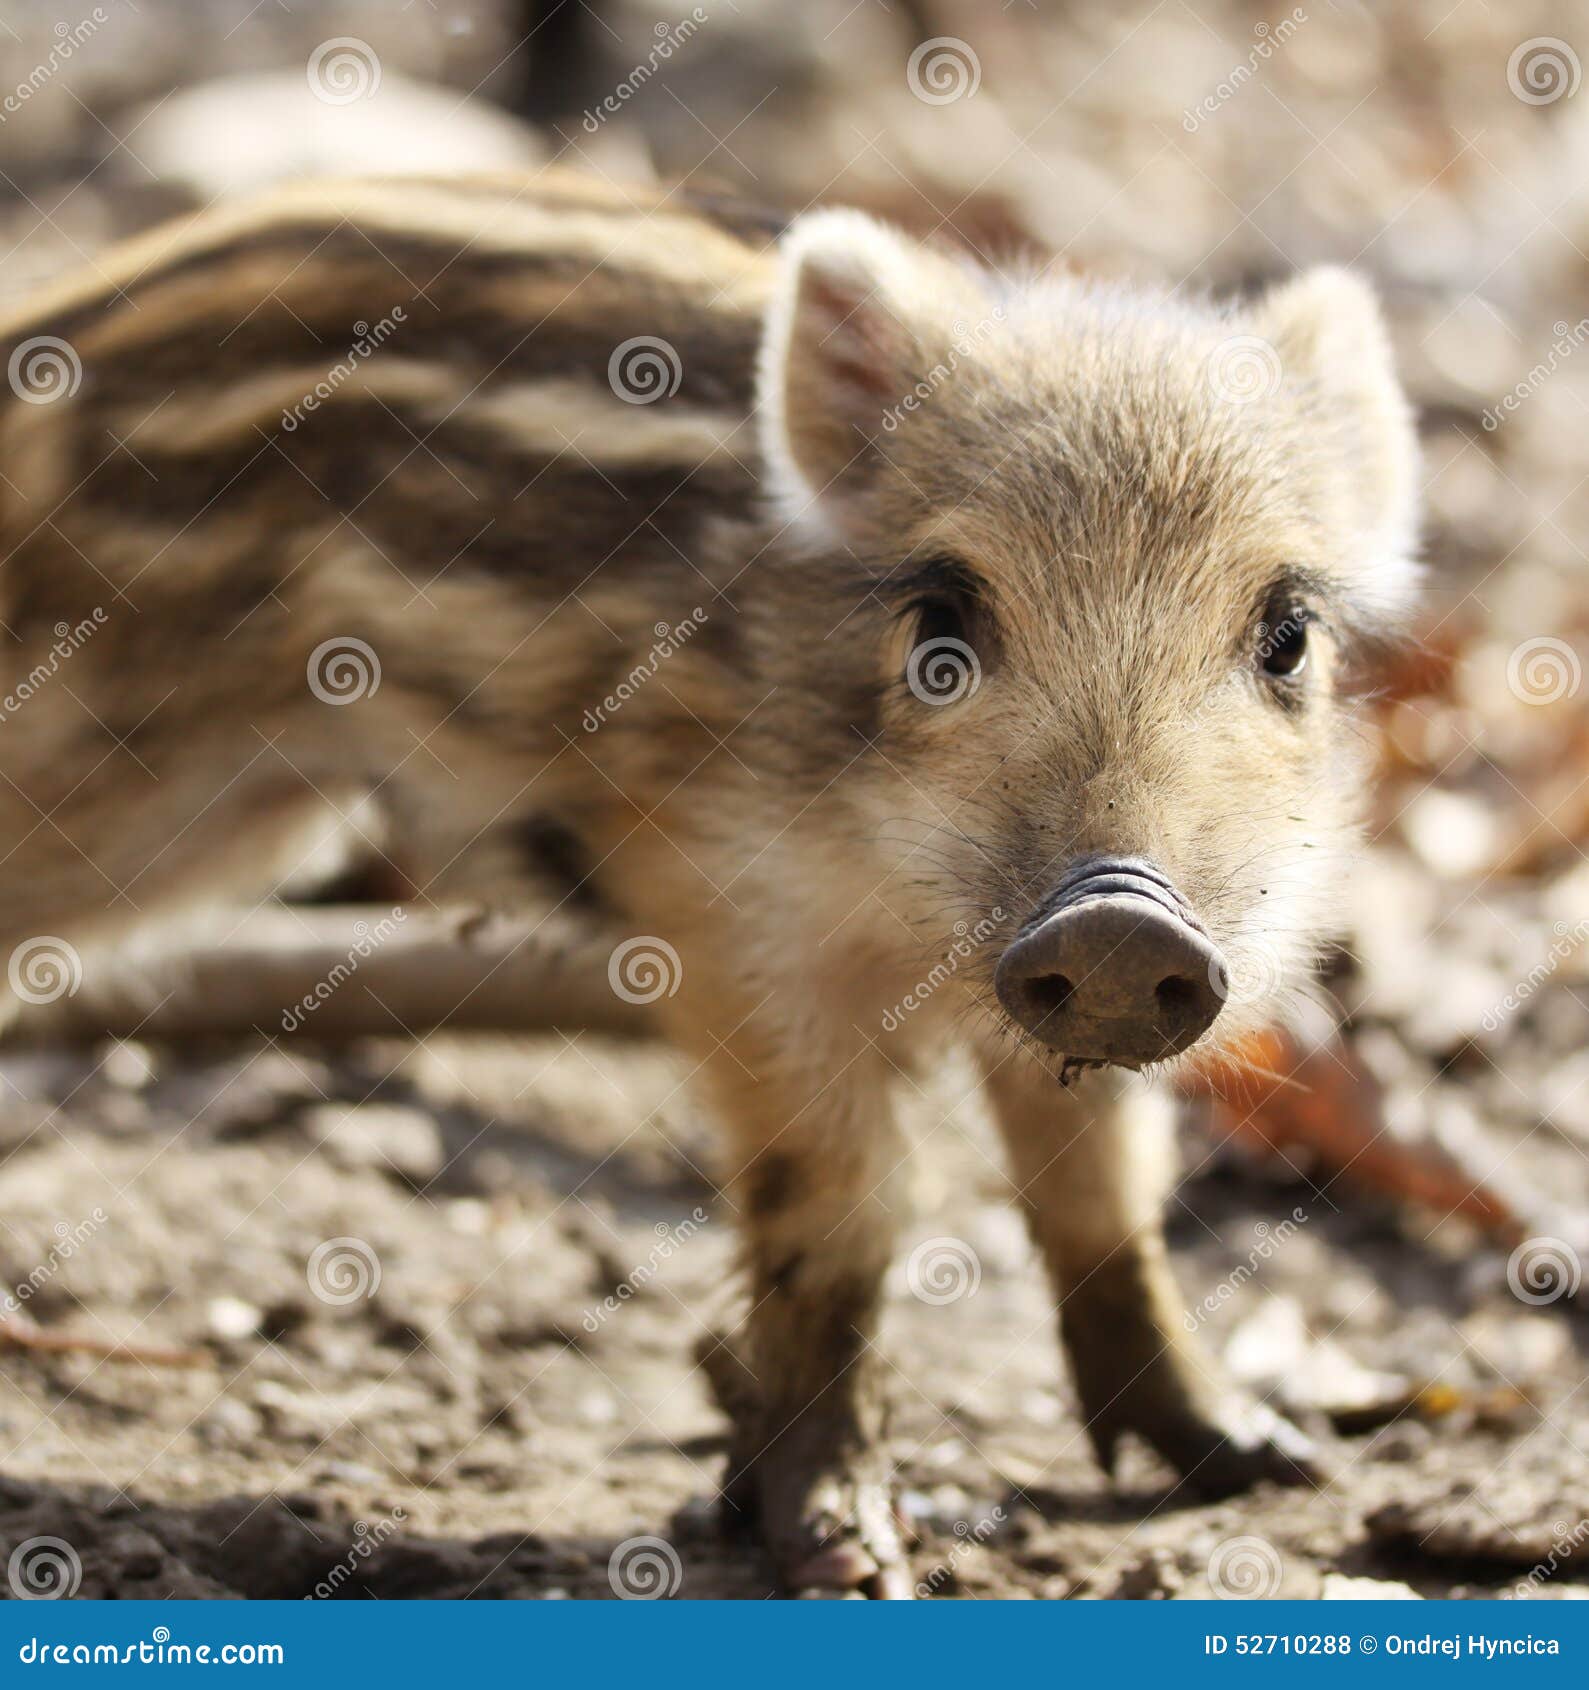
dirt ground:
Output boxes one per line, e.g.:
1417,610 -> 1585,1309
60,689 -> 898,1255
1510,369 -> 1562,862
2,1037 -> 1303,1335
2,0 -> 1589,1601
0,1029 -> 1585,1601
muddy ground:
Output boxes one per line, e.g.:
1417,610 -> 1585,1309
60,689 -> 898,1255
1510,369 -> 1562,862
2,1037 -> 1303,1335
0,1028 -> 1585,1601
2,0 -> 1589,1601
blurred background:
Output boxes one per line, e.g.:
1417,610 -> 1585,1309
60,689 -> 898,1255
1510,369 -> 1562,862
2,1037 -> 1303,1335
0,0 -> 1586,1601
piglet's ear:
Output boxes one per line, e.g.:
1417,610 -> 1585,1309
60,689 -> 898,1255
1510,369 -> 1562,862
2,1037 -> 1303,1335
1257,267 -> 1421,617
757,209 -> 977,536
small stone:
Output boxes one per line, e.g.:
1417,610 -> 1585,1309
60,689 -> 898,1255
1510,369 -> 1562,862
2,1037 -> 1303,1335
1322,1573 -> 1422,1600
305,1104 -> 445,1185
206,1297 -> 262,1341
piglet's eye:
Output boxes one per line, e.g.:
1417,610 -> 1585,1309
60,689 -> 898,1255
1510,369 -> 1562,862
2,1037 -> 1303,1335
1260,609 -> 1309,679
914,592 -> 971,652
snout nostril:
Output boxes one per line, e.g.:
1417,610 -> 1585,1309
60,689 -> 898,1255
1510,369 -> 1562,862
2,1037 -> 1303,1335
1155,975 -> 1201,1017
1026,973 -> 1074,1019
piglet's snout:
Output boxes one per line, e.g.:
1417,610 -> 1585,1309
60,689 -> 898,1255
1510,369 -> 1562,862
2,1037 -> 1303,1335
994,858 -> 1226,1066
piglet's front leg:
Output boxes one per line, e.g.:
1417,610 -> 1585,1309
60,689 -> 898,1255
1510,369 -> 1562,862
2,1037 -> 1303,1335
691,1028 -> 913,1598
984,1053 -> 1324,1496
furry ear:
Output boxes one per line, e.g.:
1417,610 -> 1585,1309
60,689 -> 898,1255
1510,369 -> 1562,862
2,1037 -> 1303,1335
1257,267 -> 1421,618
757,209 -> 980,536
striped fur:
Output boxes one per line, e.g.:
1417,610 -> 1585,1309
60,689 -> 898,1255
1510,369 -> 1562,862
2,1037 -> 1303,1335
0,172 -> 1418,1594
